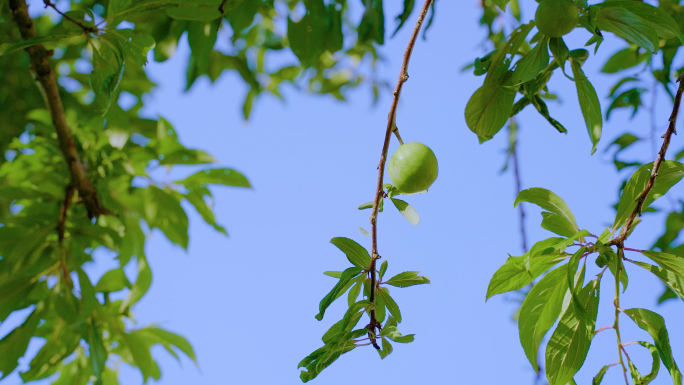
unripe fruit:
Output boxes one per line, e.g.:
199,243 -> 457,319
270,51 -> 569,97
387,142 -> 438,194
535,0 -> 579,38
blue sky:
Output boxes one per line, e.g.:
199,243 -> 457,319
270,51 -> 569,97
4,1 -> 684,384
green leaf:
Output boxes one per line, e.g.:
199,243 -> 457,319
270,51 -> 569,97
601,47 -> 649,74
0,309 -> 41,379
106,29 -> 155,67
390,198 -> 419,226
287,0 -> 329,67
378,260 -> 388,280
570,58 -> 602,154
138,327 -> 198,365
184,189 -> 227,235
330,237 -> 371,269
530,95 -> 567,134
549,37 -> 569,73
374,291 -> 386,323
87,318 -> 107,381
378,338 -> 393,359
186,20 -> 219,88
485,23 -> 534,83
0,33 -> 86,56
120,331 -> 161,382
321,311 -> 363,344
340,300 -> 372,331
90,36 -> 125,114
95,268 -> 131,293
487,248 -> 564,299
167,4 -> 221,21
545,280 -> 599,385
592,365 -> 610,384
120,255 -> 152,313
514,188 -> 579,238
624,308 -> 682,385
385,271 -> 430,288
76,267 -> 97,320
20,324 -> 80,382
519,264 -> 568,370
378,287 -> 401,323
358,0 -> 385,45
491,0 -> 511,11
613,161 -> 684,230
627,341 -> 660,385
509,37 -> 550,85
465,84 -> 516,143
630,259 -> 684,301
347,281 -> 361,307
392,0 -> 414,36
566,247 -> 589,323
298,340 -> 356,382
145,186 -> 189,248
178,168 -> 250,188
315,267 -> 363,321
595,2 -> 684,53
160,149 -> 216,165
0,278 -> 38,322
605,247 -> 628,292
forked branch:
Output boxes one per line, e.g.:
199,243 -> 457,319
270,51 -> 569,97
10,0 -> 110,218
367,0 -> 434,348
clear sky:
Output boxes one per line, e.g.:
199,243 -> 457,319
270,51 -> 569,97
5,1 -> 684,384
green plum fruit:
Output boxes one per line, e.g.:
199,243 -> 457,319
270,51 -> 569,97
535,0 -> 579,38
387,142 -> 438,194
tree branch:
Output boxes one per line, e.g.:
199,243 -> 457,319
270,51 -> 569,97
367,0 -> 433,348
10,0 -> 110,218
43,0 -> 98,34
611,72 -> 681,245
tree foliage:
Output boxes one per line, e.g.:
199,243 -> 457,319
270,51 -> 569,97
1,0 -> 684,384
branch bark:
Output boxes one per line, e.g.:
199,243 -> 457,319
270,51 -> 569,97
367,0 -> 434,347
611,72 -> 682,245
10,0 -> 110,218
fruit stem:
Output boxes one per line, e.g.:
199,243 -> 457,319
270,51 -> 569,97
368,0 -> 433,346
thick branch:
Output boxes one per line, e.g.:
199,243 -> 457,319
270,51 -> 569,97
612,72 -> 682,245
10,0 -> 110,218
367,0 -> 433,346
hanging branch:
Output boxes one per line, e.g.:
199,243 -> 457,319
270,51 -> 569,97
10,0 -> 110,218
367,0 -> 434,348
611,71 -> 682,246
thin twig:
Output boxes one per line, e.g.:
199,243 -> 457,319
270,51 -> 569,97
57,186 -> 75,288
510,121 -> 528,252
614,245 -> 629,385
10,0 -> 110,218
367,0 -> 434,348
217,0 -> 228,31
43,0 -> 98,34
611,72 -> 682,245
57,186 -> 75,243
